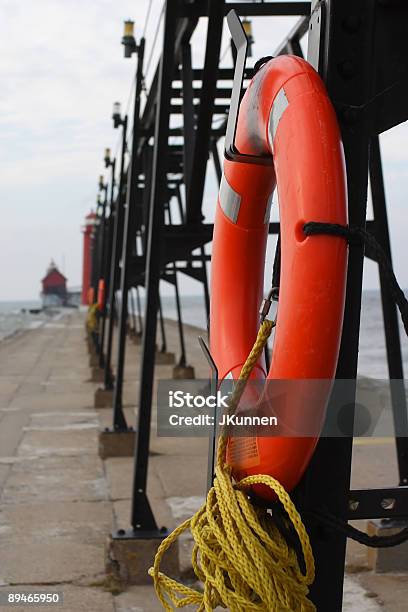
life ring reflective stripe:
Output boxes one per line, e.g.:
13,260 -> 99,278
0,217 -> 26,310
210,56 -> 348,496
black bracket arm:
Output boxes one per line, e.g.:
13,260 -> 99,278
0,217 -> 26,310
224,10 -> 273,166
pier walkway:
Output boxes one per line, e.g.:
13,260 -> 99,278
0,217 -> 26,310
0,311 -> 406,611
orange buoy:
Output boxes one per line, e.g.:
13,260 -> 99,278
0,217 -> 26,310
87,286 -> 95,306
210,55 -> 348,498
97,279 -> 105,312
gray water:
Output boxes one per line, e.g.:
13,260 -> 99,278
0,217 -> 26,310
0,301 -> 62,341
2,290 -> 407,378
157,290 -> 408,379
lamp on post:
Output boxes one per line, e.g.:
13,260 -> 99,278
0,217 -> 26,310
112,101 -> 126,129
103,99 -> 128,390
96,182 -> 106,230
103,149 -> 115,195
122,19 -> 138,58
104,148 -> 112,168
98,174 -> 106,192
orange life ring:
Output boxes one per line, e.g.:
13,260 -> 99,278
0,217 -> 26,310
97,279 -> 105,312
210,56 -> 348,498
87,286 -> 95,306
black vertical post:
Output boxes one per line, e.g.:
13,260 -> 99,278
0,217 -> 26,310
157,296 -> 167,353
98,187 -> 108,286
301,2 -> 377,609
91,212 -> 100,298
135,285 -> 143,336
181,43 -> 195,194
104,119 -> 128,389
141,146 -> 154,256
166,203 -> 187,366
91,216 -> 98,297
186,0 -> 225,224
130,0 -> 178,533
173,273 -> 186,366
370,135 -> 408,485
99,160 -> 116,368
112,39 -> 145,430
210,139 -> 222,184
175,183 -> 185,223
129,288 -> 137,334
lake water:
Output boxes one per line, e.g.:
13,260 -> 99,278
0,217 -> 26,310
1,290 -> 407,378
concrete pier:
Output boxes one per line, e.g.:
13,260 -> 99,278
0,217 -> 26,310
0,311 -> 407,610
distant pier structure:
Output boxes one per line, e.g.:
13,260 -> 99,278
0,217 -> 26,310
41,260 -> 68,308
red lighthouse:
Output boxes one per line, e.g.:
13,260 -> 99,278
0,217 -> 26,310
41,261 -> 67,307
81,211 -> 97,305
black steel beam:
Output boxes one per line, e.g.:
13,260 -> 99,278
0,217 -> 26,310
370,134 -> 408,486
226,1 -> 311,16
173,67 -> 253,81
99,160 -> 116,368
172,86 -> 233,99
298,2 -> 377,610
138,15 -> 199,152
131,0 -> 178,534
104,121 -> 127,390
111,38 -> 146,430
182,1 -> 311,17
171,103 -> 229,115
186,0 -> 225,224
371,2 -> 408,134
348,487 -> 408,521
181,42 -> 196,196
166,201 -> 188,366
210,140 -> 222,184
157,296 -> 167,353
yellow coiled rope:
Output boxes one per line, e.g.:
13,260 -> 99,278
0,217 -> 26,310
149,319 -> 316,611
86,303 -> 99,333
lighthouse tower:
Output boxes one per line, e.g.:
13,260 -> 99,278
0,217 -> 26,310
41,260 -> 67,307
81,211 -> 97,305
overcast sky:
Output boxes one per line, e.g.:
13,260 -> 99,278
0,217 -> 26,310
1,0 -> 408,301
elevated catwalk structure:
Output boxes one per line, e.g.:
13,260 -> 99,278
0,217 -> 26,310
89,1 -> 408,608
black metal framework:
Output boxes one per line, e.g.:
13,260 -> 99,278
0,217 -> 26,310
300,2 -> 408,609
103,113 -> 128,390
98,159 -> 116,369
88,1 -> 408,607
110,38 -> 146,431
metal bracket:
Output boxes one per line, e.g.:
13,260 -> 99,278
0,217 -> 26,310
198,336 -> 219,491
307,0 -> 325,74
224,10 -> 273,166
112,527 -> 169,541
348,487 -> 408,520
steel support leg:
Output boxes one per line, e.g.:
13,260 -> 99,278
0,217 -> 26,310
370,134 -> 408,484
299,2 -> 377,609
166,203 -> 187,366
135,285 -> 143,336
158,296 -> 167,353
104,122 -> 128,390
99,160 -> 116,368
130,0 -> 178,533
210,139 -> 222,185
130,288 -> 137,334
186,0 -> 225,224
173,273 -> 187,366
112,39 -> 145,430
